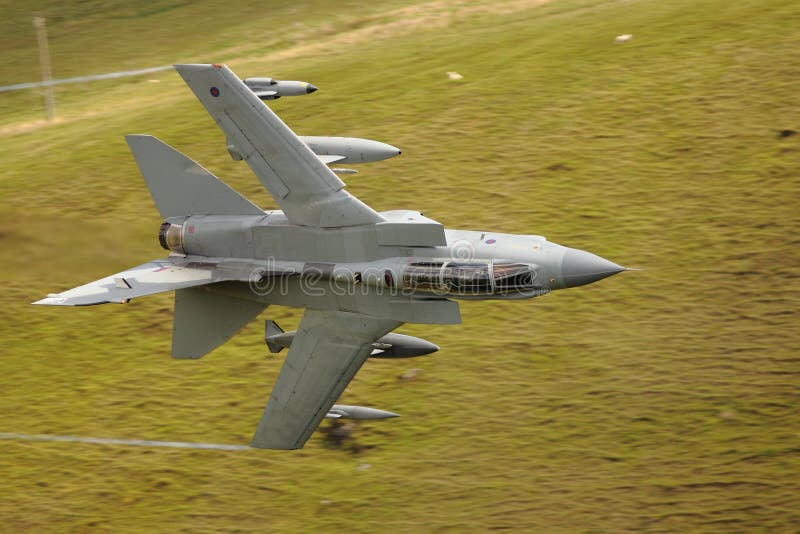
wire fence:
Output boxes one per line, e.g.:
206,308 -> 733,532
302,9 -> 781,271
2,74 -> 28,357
0,431 -> 249,451
0,65 -> 173,93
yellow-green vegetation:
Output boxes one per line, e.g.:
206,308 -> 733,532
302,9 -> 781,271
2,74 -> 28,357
1,0 -> 798,530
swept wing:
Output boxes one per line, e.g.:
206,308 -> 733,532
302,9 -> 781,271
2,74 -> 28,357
174,64 -> 383,228
252,309 -> 400,449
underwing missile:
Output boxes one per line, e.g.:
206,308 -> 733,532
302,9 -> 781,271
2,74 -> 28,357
243,77 -> 317,100
325,405 -> 399,420
265,320 -> 438,358
368,333 -> 440,358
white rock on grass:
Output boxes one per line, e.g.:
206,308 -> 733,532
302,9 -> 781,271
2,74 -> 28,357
614,34 -> 633,44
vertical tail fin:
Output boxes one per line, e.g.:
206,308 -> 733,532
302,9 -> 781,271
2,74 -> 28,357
172,287 -> 266,359
126,134 -> 264,218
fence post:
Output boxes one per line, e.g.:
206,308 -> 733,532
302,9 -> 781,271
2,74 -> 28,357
33,14 -> 55,120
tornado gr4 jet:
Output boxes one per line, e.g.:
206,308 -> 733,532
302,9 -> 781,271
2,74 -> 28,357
35,64 -> 630,450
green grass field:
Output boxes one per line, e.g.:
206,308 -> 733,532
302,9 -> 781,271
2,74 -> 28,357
1,0 -> 799,530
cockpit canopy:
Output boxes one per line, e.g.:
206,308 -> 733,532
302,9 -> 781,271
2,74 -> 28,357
402,261 -> 538,295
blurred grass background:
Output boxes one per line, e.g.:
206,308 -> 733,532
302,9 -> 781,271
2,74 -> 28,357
1,0 -> 798,531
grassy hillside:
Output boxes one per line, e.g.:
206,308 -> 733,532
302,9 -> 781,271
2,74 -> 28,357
1,0 -> 799,531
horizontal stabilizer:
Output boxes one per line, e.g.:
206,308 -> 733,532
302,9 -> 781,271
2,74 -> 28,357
33,256 -> 288,307
33,259 -> 215,306
126,134 -> 264,218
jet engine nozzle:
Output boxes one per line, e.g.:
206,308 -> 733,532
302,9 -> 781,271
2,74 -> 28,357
158,221 -> 185,254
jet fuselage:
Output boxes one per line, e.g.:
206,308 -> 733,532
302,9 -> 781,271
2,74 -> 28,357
158,210 -> 623,314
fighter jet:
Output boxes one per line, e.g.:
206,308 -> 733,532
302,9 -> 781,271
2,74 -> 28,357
34,64 -> 629,450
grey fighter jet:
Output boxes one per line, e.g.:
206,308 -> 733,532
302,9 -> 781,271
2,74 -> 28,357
35,64 -> 628,450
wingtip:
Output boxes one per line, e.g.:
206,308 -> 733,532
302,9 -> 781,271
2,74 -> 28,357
32,297 -> 63,305
249,437 -> 301,451
125,134 -> 154,142
173,64 -> 221,78
173,63 -> 226,72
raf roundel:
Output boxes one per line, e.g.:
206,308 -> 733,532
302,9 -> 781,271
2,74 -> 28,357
485,238 -> 497,245
210,86 -> 220,97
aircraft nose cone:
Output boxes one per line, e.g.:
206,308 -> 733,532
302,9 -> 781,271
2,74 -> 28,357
306,83 -> 318,93
561,247 -> 624,288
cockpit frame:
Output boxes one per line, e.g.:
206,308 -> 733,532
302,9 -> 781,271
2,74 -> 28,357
402,260 -> 538,295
